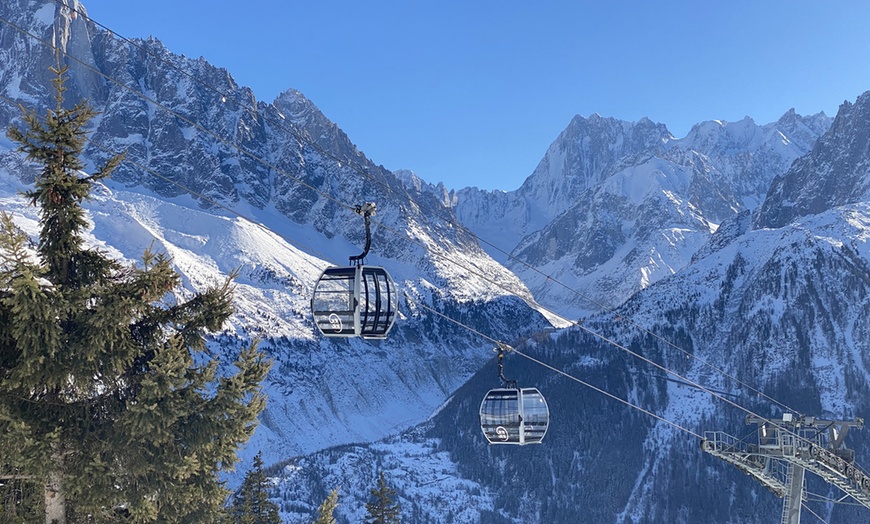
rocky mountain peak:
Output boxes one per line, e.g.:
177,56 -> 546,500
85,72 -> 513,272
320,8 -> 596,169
771,108 -> 832,150
681,116 -> 759,151
272,88 -> 365,163
511,114 -> 673,224
755,91 -> 870,229
534,113 -> 673,187
273,89 -> 325,128
0,0 -> 101,107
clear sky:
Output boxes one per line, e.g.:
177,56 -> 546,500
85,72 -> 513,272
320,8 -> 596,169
77,0 -> 870,191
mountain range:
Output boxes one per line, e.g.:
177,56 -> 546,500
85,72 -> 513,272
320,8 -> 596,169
270,93 -> 870,523
0,0 -> 549,480
3,1 -> 870,523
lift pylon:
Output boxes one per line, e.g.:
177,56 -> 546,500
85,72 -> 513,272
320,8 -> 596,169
702,414 -> 869,523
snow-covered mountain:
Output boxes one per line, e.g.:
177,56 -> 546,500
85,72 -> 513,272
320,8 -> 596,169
450,115 -> 674,257
0,0 -> 550,480
271,92 -> 870,523
757,93 -> 870,229
446,111 -> 831,318
6,1 -> 870,524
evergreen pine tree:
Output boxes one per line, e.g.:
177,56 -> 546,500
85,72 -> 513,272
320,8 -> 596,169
0,61 -> 271,523
0,470 -> 41,524
311,487 -> 339,524
231,452 -> 280,524
364,472 -> 401,524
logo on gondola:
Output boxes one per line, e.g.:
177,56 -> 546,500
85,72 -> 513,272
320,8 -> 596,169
496,426 -> 509,441
328,314 -> 343,332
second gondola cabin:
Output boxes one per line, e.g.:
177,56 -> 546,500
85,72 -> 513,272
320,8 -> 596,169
311,265 -> 398,339
479,387 -> 549,445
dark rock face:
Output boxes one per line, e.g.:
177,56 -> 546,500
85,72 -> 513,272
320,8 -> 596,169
756,93 -> 870,229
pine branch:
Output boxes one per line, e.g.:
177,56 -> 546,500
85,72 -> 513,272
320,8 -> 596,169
1,61 -> 269,521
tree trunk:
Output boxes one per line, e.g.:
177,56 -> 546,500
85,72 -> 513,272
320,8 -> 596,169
44,470 -> 65,524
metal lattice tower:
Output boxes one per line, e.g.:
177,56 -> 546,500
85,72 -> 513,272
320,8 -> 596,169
702,414 -> 869,523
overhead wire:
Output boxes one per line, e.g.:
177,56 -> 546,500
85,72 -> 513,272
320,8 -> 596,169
4,9 -> 870,502
510,346 -> 704,439
806,491 -> 866,506
408,297 -> 704,440
51,0 -> 801,418
406,269 -> 807,451
0,10 -> 840,446
0,9 -> 845,453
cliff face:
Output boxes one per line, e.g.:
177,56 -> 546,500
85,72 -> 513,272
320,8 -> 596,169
756,92 -> 870,229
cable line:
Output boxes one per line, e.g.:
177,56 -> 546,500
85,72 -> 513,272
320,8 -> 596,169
511,346 -> 705,440
801,504 -> 828,524
399,248 -> 802,452
0,12 -> 832,452
3,11 -> 865,483
41,2 -> 803,419
406,296 -> 704,440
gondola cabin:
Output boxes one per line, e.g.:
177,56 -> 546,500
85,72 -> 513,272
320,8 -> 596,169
311,265 -> 398,339
479,387 -> 549,445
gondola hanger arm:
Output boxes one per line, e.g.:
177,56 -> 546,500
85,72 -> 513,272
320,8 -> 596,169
349,202 -> 377,266
495,343 -> 517,389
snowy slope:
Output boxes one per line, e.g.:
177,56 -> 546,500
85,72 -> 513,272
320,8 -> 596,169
0,0 -> 551,483
6,2 -> 870,523
269,94 -> 870,523
272,185 -> 870,524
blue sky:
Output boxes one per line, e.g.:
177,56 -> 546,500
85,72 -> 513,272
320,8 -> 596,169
79,0 -> 870,191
